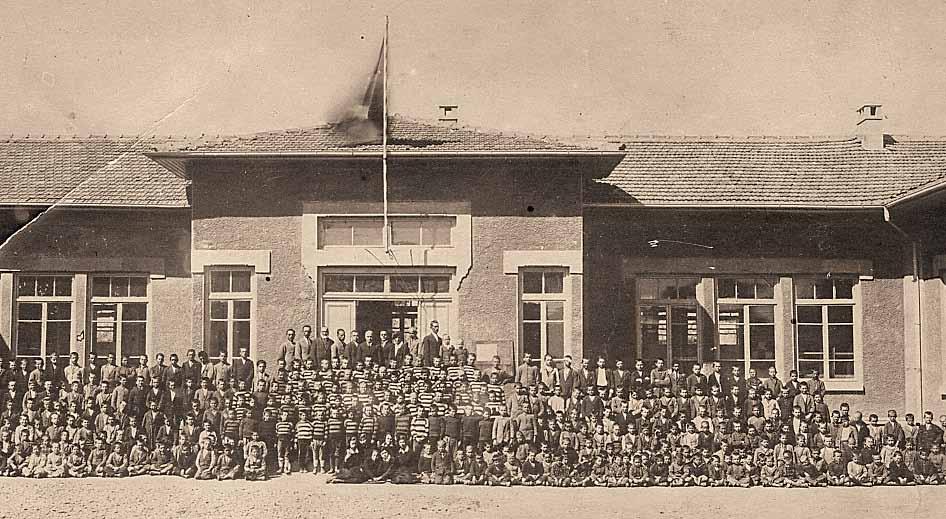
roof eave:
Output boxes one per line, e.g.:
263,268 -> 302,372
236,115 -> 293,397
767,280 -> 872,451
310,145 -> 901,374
584,202 -> 889,211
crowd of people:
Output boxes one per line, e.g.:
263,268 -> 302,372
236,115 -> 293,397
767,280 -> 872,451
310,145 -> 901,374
1,319 -> 946,488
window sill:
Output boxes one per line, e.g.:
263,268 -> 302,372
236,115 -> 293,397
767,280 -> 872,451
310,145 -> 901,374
822,380 -> 865,393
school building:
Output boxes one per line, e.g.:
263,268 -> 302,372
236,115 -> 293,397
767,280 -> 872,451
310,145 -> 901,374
2,105 -> 946,412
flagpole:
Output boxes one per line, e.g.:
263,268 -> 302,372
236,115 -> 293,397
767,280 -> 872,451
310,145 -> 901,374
382,16 -> 390,254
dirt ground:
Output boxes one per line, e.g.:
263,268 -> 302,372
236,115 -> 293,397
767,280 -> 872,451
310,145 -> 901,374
1,474 -> 944,519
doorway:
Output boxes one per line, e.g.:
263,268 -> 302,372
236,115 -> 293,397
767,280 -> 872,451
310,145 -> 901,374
354,300 -> 418,338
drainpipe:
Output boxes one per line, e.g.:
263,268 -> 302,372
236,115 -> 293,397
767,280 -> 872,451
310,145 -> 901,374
884,207 -> 922,411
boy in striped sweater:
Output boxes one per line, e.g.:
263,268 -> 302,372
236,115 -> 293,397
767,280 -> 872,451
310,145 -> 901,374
275,409 -> 294,475
295,410 -> 314,473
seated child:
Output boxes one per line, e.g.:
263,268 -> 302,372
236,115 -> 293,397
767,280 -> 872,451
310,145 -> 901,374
244,443 -> 268,481
103,442 -> 129,478
885,451 -> 915,486
215,445 -> 241,480
127,436 -> 151,476
148,443 -> 176,476
65,444 -> 90,478
45,442 -> 66,478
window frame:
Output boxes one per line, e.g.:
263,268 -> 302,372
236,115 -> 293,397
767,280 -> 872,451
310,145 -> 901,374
635,277 -> 702,366
13,274 -> 75,361
793,276 -> 862,389
519,268 -> 569,364
89,274 -> 151,363
715,277 -> 778,377
318,216 -> 456,249
205,268 -> 256,361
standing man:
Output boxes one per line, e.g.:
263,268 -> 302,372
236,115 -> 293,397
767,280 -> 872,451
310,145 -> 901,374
706,361 -> 726,394
82,352 -> 99,385
100,353 -> 119,388
151,353 -> 168,388
63,352 -> 83,389
181,349 -> 202,388
294,325 -> 314,363
406,327 -> 421,364
420,320 -> 442,367
332,329 -> 347,360
345,330 -> 361,363
378,330 -> 394,366
358,330 -> 378,364
276,329 -> 296,363
312,326 -> 333,366
558,356 -> 578,400
393,332 -> 411,367
515,352 -> 540,387
232,346 -> 254,388
212,349 -> 232,389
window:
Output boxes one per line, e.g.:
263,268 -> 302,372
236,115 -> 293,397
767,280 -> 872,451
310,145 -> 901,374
91,276 -> 149,362
319,216 -> 455,248
717,278 -> 776,376
207,269 -> 253,359
323,273 -> 451,295
794,277 -> 857,379
520,270 -> 567,362
15,275 -> 73,360
637,278 -> 700,365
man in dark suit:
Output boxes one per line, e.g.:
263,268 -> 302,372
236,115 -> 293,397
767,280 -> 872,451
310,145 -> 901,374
345,330 -> 361,364
420,321 -> 442,367
377,330 -> 395,366
706,361 -> 727,394
312,326 -> 334,366
294,325 -> 315,363
558,356 -> 578,400
141,400 -> 166,450
357,330 -> 379,365
232,347 -> 254,387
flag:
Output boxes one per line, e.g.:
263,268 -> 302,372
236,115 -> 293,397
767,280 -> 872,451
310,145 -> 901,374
362,39 -> 385,129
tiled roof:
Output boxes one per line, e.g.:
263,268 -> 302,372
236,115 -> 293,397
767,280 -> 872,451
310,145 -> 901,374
590,136 -> 946,207
0,137 -> 189,207
161,116 -> 586,154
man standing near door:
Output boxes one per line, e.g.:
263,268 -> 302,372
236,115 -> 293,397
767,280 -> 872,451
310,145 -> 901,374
420,321 -> 442,367
358,330 -> 378,364
294,325 -> 314,363
312,326 -> 333,366
378,330 -> 394,366
332,329 -> 347,360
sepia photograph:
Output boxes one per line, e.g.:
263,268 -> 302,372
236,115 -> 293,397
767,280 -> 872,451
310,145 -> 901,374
1,1 -> 946,517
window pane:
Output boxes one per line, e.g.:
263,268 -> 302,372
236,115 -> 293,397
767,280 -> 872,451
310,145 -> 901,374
835,279 -> 855,299
640,305 -> 668,362
717,305 -> 744,360
748,305 -> 774,324
47,321 -> 72,357
638,279 -> 658,300
423,219 -> 453,246
210,300 -> 228,320
320,220 -> 353,247
129,277 -> 148,297
522,272 -> 543,294
233,322 -> 251,356
670,306 -> 698,361
92,277 -> 111,297
814,279 -> 833,300
210,322 -> 228,352
522,302 -> 541,321
546,301 -> 564,321
795,279 -> 815,299
829,361 -> 855,378
749,325 -> 776,361
123,322 -> 147,358
47,302 -> 72,321
717,279 -> 736,299
92,319 -> 116,358
391,276 -> 419,293
108,277 -> 128,297
796,325 -> 823,361
658,279 -> 677,299
828,325 -> 854,355
17,276 -> 36,297
544,272 -> 564,294
676,279 -> 699,300
36,277 -> 54,297
54,276 -> 73,297
391,220 -> 422,246
356,276 -> 385,292
796,306 -> 822,324
736,280 -> 756,299
420,276 -> 450,294
17,302 -> 42,321
522,322 -> 541,360
120,303 -> 146,322
231,271 -> 251,293
324,274 -> 354,292
352,219 -> 383,246
233,300 -> 251,320
755,280 -> 774,299
547,322 -> 565,358
16,322 -> 42,357
828,305 -> 853,324
210,271 -> 230,293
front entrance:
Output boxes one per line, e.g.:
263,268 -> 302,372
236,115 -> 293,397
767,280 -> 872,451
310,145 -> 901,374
319,270 -> 454,341
354,300 -> 419,338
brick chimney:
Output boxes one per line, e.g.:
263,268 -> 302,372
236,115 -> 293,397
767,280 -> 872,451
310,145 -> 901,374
856,103 -> 885,150
438,105 -> 459,126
